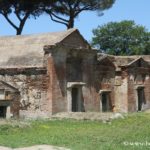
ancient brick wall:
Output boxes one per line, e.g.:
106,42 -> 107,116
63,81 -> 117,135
61,30 -> 90,49
127,72 -> 136,112
127,67 -> 150,112
47,47 -> 100,113
145,73 -> 150,108
81,53 -> 98,112
114,69 -> 127,112
94,60 -> 116,112
114,80 -> 128,112
47,48 -> 67,114
0,67 -> 50,118
46,44 -> 150,114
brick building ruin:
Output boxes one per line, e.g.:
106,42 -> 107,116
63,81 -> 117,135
0,28 -> 149,119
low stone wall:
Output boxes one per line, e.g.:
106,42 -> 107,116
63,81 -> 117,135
52,112 -> 125,121
19,110 -> 52,119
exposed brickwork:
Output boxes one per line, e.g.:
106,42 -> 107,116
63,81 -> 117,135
0,29 -> 149,119
119,59 -> 150,112
93,59 -> 116,112
0,67 -> 49,118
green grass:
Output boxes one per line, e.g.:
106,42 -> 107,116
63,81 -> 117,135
0,113 -> 150,150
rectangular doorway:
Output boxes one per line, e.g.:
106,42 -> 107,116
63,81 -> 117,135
101,92 -> 111,112
0,106 -> 7,118
71,87 -> 83,112
137,88 -> 144,111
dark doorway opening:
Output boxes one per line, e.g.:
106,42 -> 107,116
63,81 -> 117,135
72,88 -> 78,112
71,87 -> 83,112
101,92 -> 111,112
0,106 -> 7,118
137,88 -> 144,111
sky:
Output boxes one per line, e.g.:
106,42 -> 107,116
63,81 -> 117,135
0,0 -> 150,42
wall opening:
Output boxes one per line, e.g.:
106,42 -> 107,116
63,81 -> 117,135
101,92 -> 111,112
0,106 -> 7,118
71,87 -> 84,112
0,89 -> 5,99
137,88 -> 144,111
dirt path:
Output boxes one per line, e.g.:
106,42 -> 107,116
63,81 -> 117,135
0,145 -> 70,150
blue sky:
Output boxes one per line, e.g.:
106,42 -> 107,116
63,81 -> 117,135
0,0 -> 150,41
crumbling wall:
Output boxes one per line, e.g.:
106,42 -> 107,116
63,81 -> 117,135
94,61 -> 116,112
127,67 -> 150,112
81,52 -> 97,112
47,48 -> 67,114
0,67 -> 50,118
145,74 -> 150,108
47,47 -> 99,113
46,46 -> 150,114
114,69 -> 129,112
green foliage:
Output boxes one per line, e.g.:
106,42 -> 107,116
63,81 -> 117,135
0,113 -> 150,150
92,20 -> 150,55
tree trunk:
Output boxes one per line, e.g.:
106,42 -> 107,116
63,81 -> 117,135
16,28 -> 23,35
67,15 -> 74,29
16,21 -> 25,35
16,13 -> 30,35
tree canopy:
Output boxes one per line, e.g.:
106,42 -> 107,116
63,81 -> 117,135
91,20 -> 150,55
45,0 -> 116,29
0,0 -> 45,35
0,0 -> 116,35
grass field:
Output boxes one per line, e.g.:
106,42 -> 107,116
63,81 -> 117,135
0,112 -> 150,150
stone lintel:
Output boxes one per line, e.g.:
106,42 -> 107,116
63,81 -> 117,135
67,82 -> 86,89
